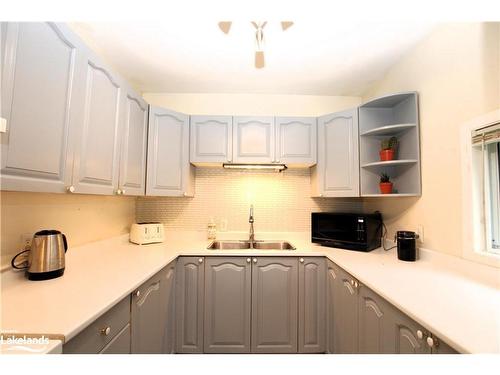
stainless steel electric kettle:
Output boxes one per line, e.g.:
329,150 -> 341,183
11,230 -> 68,280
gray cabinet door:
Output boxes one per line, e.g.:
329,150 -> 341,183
326,260 -> 337,354
298,257 -> 326,353
176,257 -> 204,353
146,106 -> 195,197
162,260 -> 177,354
71,47 -> 122,195
251,257 -> 298,353
190,115 -> 233,164
233,116 -> 275,163
332,263 -> 359,353
384,304 -> 430,354
204,257 -> 251,353
312,108 -> 359,197
118,87 -> 148,196
1,22 -> 83,193
275,117 -> 317,166
358,285 -> 391,354
100,324 -> 131,354
131,267 -> 168,354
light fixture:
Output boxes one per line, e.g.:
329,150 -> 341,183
223,163 -> 287,172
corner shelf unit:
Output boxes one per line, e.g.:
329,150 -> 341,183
358,92 -> 421,197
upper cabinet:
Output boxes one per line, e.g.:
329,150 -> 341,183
311,108 -> 360,197
233,116 -> 275,163
190,115 -> 232,165
275,117 -> 317,167
146,106 -> 195,197
0,23 -> 84,193
118,87 -> 148,196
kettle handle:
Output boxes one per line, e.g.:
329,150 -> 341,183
11,249 -> 30,270
62,234 -> 68,253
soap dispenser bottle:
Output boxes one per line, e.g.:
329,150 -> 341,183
207,217 -> 217,240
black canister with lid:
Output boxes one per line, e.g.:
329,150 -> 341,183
395,231 -> 419,261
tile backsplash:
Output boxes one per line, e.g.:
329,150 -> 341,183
136,168 -> 363,233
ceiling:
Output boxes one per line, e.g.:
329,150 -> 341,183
69,3 -> 437,96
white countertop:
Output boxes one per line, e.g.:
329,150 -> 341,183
1,231 -> 499,354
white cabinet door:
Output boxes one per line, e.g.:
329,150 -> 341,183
276,117 -> 317,166
146,106 -> 194,197
311,108 -> 359,197
190,115 -> 232,164
0,22 -> 84,193
233,116 -> 275,163
118,88 -> 148,196
70,49 -> 122,195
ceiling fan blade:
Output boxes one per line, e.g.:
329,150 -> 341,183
251,21 -> 259,29
281,21 -> 294,31
255,51 -> 265,69
218,21 -> 232,34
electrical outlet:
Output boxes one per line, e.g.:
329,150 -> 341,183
416,225 -> 424,244
21,233 -> 32,249
219,218 -> 228,232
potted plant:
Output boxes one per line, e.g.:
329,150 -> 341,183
379,173 -> 393,194
380,136 -> 398,161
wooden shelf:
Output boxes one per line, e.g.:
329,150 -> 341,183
361,159 -> 418,168
360,123 -> 416,137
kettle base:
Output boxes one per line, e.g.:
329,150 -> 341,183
27,268 -> 64,281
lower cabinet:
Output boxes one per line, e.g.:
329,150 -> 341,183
99,324 -> 131,354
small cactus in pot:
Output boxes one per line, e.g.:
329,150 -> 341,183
379,172 -> 393,194
380,136 -> 398,161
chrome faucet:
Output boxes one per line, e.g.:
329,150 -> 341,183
249,205 -> 255,249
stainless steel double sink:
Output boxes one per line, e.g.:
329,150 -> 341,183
207,240 -> 296,250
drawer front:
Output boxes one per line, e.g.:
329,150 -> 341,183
100,324 -> 131,354
64,296 -> 130,353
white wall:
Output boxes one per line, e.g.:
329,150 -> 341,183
362,23 -> 500,258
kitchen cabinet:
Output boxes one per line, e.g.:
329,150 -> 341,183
118,87 -> 148,196
384,304 -> 429,354
99,324 -> 131,354
176,256 -> 205,353
147,106 -> 195,197
204,257 -> 252,353
190,115 -> 233,164
275,117 -> 317,166
131,261 -> 176,354
311,108 -> 360,197
251,257 -> 298,353
162,260 -> 177,354
233,116 -> 275,163
326,261 -> 337,354
0,22 -> 84,193
298,257 -> 326,353
70,47 -> 123,195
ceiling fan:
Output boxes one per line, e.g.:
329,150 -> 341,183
218,21 -> 294,69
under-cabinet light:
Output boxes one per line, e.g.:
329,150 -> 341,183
222,163 -> 287,172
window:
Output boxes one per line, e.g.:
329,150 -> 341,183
470,121 -> 500,257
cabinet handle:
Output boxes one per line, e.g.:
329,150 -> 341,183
319,193 -> 323,197
66,185 -> 75,193
350,279 -> 355,286
426,336 -> 435,348
183,192 -> 188,197
299,258 -> 304,263
252,258 -> 257,263
246,258 -> 251,263
115,189 -> 122,195
198,258 -> 203,263
121,189 -> 126,195
416,330 -> 423,340
100,326 -> 111,336
134,290 -> 140,297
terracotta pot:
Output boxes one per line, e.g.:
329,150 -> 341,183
380,149 -> 395,161
379,182 -> 393,194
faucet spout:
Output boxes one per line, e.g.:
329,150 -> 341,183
249,205 -> 255,248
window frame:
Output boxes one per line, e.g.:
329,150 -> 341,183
461,109 -> 500,268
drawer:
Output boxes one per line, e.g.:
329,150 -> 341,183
64,296 -> 130,353
100,324 -> 131,354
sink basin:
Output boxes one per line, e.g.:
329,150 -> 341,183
207,240 -> 296,250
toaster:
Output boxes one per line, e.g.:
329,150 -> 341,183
130,223 -> 165,245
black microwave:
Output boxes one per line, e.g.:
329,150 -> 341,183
311,212 -> 382,252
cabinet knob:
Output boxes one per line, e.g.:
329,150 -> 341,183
319,193 -> 323,197
299,258 -> 304,263
134,290 -> 140,297
121,189 -> 125,195
354,280 -> 359,288
246,258 -> 251,263
66,185 -> 75,193
350,279 -> 355,286
100,326 -> 111,336
115,189 -> 122,195
183,192 -> 188,197
198,258 -> 203,263
426,336 -> 435,348
252,258 -> 257,263
416,330 -> 423,340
